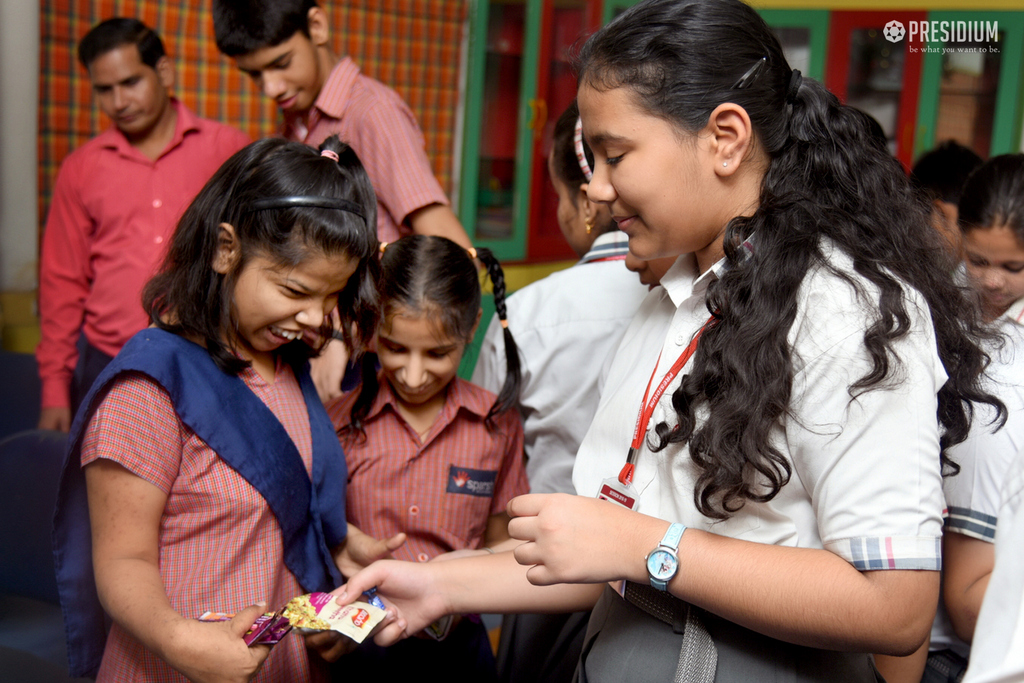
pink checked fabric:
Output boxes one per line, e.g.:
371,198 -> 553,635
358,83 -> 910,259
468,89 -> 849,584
328,376 -> 527,563
80,363 -> 327,682
283,57 -> 450,244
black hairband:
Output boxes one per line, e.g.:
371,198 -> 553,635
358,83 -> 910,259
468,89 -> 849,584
786,69 -> 803,104
247,195 -> 365,219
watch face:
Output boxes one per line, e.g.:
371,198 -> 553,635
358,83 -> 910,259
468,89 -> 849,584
647,549 -> 679,581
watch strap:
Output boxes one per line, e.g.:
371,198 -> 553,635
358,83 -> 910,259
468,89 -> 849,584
649,522 -> 686,591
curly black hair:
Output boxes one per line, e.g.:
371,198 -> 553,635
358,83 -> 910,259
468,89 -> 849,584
577,0 -> 1002,519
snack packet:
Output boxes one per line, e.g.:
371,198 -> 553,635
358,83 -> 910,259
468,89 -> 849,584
198,610 -> 293,646
280,592 -> 386,644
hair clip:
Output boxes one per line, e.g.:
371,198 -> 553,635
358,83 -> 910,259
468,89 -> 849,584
574,117 -> 593,182
379,242 -> 389,254
467,247 -> 478,260
321,149 -> 340,162
246,195 -> 365,219
732,57 -> 767,90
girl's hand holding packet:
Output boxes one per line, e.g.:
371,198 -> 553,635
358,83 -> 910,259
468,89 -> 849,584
200,591 -> 386,648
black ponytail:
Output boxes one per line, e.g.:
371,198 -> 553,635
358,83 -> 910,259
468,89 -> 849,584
475,247 -> 522,426
578,0 -> 1002,519
342,236 -> 521,438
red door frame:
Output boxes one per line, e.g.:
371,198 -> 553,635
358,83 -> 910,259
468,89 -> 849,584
826,11 -> 926,169
526,0 -> 604,261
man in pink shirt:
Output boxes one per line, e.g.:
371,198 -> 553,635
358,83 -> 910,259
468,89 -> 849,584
37,18 -> 250,431
213,0 -> 474,402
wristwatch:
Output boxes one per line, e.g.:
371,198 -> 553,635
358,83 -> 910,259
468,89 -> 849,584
646,523 -> 686,591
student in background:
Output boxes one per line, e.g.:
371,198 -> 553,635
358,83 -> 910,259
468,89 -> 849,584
911,140 -> 984,255
472,100 -> 649,683
927,154 -> 1024,683
327,235 -> 527,681
53,137 -> 395,682
37,18 -> 249,431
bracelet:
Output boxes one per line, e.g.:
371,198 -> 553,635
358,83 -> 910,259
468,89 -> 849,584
482,546 -> 495,554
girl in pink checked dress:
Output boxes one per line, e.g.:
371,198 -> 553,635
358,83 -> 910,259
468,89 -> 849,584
326,235 -> 528,681
54,136 -> 396,683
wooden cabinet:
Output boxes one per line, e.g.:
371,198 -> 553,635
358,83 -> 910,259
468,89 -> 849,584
915,11 -> 1024,159
459,0 -> 602,262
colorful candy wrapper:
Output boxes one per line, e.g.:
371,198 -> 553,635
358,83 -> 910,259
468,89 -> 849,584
280,592 -> 386,644
363,587 -> 386,611
198,611 -> 293,646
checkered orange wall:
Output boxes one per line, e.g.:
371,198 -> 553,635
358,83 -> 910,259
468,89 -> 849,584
38,0 -> 468,232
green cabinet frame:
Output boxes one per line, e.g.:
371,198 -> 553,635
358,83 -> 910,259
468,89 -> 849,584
915,11 -> 1024,159
459,0 -> 544,261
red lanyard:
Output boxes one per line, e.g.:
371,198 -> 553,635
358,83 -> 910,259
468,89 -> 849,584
618,316 -> 715,485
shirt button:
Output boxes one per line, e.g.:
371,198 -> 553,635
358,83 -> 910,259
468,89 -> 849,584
676,333 -> 687,345
409,505 -> 419,515
152,199 -> 162,208
417,553 -> 429,563
154,236 -> 163,244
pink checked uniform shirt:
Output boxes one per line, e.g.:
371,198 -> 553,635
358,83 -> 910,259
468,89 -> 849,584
282,57 -> 449,243
81,363 -> 326,683
37,100 -> 249,409
327,376 -> 528,563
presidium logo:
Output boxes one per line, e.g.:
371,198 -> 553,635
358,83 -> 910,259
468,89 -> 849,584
883,19 -> 1000,54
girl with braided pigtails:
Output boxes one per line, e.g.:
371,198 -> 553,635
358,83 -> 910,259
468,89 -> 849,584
326,235 -> 527,680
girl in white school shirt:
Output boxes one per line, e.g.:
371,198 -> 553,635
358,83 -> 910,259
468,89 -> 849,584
928,155 -> 1024,682
335,0 -> 1000,679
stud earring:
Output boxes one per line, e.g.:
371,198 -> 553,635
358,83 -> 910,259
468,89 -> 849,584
723,162 -> 728,167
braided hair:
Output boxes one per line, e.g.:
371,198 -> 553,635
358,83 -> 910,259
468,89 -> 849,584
344,235 -> 521,436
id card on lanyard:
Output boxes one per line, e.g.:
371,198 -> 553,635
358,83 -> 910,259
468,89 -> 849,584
597,316 -> 715,511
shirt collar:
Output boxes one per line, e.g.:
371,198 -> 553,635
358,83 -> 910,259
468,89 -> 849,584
1002,297 -> 1024,326
579,230 -> 631,264
313,57 -> 360,121
659,253 -> 727,309
96,98 -> 199,160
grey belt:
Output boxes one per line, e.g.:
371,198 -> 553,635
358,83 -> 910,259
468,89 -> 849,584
623,581 -> 718,683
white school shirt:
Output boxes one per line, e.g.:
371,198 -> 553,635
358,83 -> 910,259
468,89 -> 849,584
930,296 -> 1024,657
573,243 -> 947,568
472,231 -> 649,494
962,449 -> 1024,683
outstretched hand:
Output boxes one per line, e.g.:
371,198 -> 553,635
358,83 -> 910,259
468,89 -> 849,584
333,560 -> 450,647
506,493 -> 666,586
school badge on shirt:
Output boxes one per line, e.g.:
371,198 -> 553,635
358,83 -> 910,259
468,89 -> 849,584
446,466 -> 497,497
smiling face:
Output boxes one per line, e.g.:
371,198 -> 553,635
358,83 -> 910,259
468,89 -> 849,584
222,247 -> 357,368
963,223 -> 1024,321
87,44 -> 173,141
578,83 -> 728,266
234,29 -> 327,114
377,308 -> 470,411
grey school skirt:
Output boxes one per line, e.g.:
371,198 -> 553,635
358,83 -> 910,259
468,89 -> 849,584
575,585 -> 883,683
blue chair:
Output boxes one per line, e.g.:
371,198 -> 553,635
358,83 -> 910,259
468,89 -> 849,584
0,429 -> 90,681
0,351 -> 42,440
